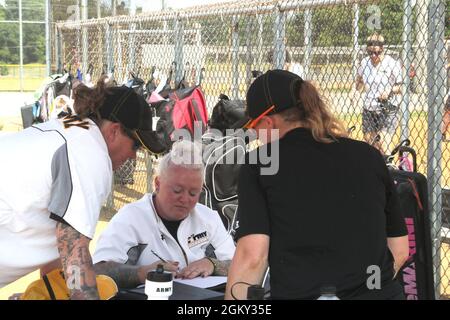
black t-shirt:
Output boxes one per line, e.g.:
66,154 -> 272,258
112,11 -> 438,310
235,127 -> 407,299
160,216 -> 182,245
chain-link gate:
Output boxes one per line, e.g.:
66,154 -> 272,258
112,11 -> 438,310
54,0 -> 449,298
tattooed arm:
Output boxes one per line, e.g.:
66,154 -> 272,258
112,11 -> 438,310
94,261 -> 179,289
209,258 -> 231,276
94,261 -> 141,289
56,222 -> 99,300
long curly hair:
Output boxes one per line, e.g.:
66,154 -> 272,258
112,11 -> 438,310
72,76 -> 112,120
279,80 -> 348,143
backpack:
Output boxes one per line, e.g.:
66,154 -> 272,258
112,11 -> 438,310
208,94 -> 246,134
125,72 -> 146,97
21,101 -> 43,129
199,95 -> 249,236
152,85 -> 208,153
389,170 -> 435,300
200,131 -> 247,237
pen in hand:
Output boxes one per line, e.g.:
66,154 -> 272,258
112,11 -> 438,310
151,249 -> 168,263
150,250 -> 180,274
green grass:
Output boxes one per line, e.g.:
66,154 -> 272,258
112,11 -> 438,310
340,110 -> 450,187
0,64 -> 46,91
0,77 -> 45,91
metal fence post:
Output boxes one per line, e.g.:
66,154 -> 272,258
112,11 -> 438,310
127,0 -> 137,76
303,8 -> 312,79
97,0 -> 101,19
112,0 -> 116,16
174,17 -> 184,85
416,0 -> 429,96
105,180 -> 114,211
81,0 -> 88,76
55,26 -> 63,74
273,8 -> 286,69
257,15 -> 263,67
231,15 -> 239,100
18,0 -> 23,92
245,19 -> 253,87
146,153 -> 154,194
400,0 -> 414,142
45,0 -> 51,76
105,22 -> 114,75
75,0 -> 80,70
426,0 -> 446,299
195,22 -> 202,85
351,4 -> 360,82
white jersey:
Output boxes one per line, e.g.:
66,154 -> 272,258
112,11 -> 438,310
0,118 -> 112,287
358,54 -> 402,111
93,194 -> 235,269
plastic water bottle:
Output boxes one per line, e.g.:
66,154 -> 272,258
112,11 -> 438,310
317,286 -> 340,300
145,264 -> 173,300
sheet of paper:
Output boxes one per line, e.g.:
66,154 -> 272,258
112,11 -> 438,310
174,276 -> 227,289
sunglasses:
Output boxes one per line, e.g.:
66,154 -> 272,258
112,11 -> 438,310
122,126 -> 142,151
367,41 -> 384,47
367,50 -> 383,56
244,105 -> 275,129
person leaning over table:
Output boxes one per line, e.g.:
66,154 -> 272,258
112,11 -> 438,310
93,140 -> 236,289
0,78 -> 166,299
225,69 -> 409,300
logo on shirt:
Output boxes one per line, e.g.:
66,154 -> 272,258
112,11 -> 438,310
187,231 -> 208,248
62,115 -> 90,130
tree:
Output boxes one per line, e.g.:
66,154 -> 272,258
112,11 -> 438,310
0,0 -> 45,63
311,5 -> 353,47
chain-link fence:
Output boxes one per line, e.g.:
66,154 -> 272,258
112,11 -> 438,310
0,0 -> 47,92
54,0 -> 449,298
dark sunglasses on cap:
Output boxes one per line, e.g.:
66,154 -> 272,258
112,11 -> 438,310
122,125 -> 142,151
366,40 -> 384,47
244,105 -> 275,129
367,49 -> 383,56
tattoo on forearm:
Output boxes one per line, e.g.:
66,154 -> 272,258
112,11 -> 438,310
210,258 -> 231,276
94,261 -> 142,289
56,222 -> 99,300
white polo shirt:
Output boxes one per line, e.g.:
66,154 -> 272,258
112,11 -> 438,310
93,194 -> 235,269
0,117 -> 112,287
358,54 -> 402,111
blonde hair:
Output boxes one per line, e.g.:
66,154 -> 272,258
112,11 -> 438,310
156,140 -> 204,177
366,33 -> 385,46
278,81 -> 347,143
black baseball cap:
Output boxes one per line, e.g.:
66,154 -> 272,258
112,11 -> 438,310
237,69 -> 304,129
98,86 -> 165,154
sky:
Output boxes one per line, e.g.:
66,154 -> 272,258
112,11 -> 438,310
139,0 -> 235,12
0,0 -> 233,10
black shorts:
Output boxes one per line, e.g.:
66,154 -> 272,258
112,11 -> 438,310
362,109 -> 398,134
